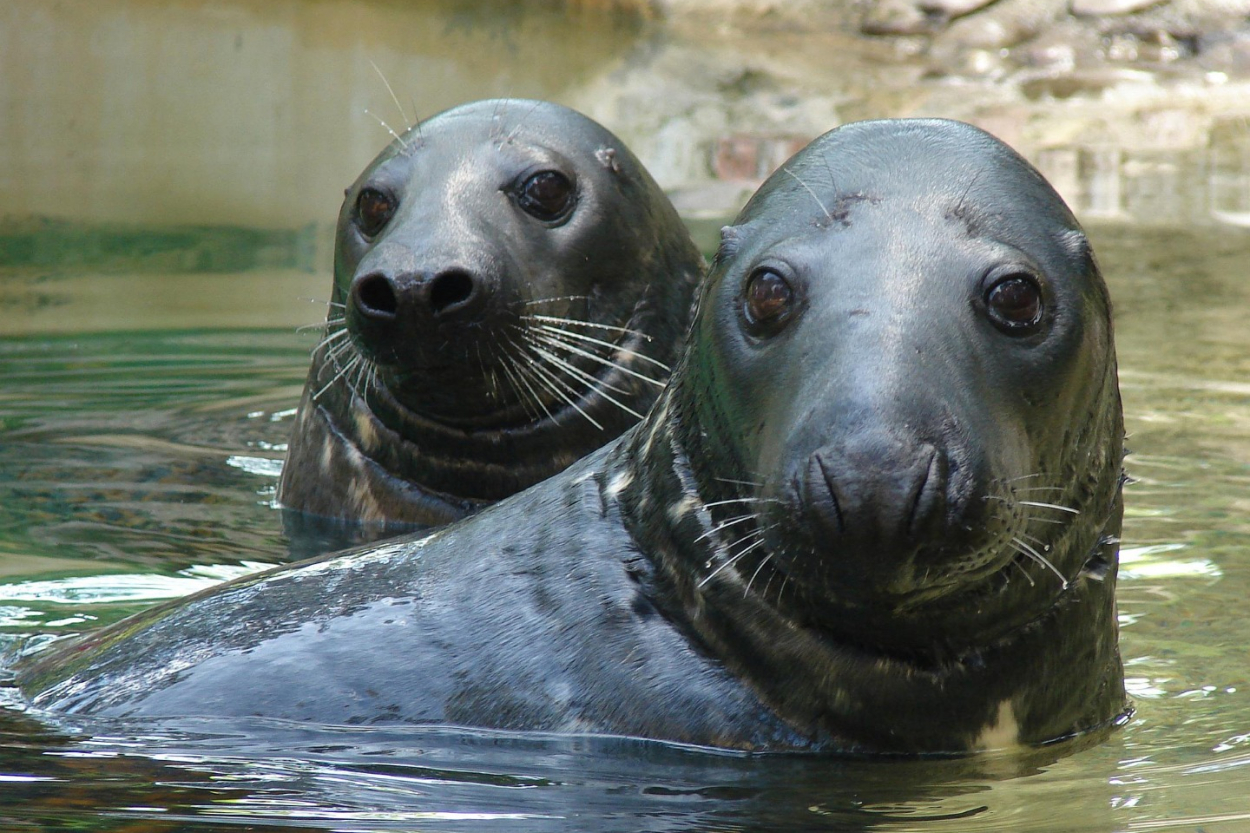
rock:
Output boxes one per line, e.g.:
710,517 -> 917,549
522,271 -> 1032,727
1071,0 -> 1166,17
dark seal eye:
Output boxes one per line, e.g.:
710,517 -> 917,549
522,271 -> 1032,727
356,187 -> 397,238
518,171 -> 575,221
743,269 -> 796,333
985,273 -> 1044,334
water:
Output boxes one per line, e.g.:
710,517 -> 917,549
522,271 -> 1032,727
2,1 -> 1250,830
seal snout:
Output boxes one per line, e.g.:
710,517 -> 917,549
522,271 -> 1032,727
347,265 -> 498,369
350,267 -> 489,323
802,436 -> 953,587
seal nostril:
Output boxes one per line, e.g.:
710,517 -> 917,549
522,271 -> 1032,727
428,270 -> 476,315
908,446 -> 948,539
355,274 -> 398,319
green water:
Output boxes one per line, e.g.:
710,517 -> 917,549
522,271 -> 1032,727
0,222 -> 1247,831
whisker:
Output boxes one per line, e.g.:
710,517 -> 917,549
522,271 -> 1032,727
313,328 -> 352,346
1019,500 -> 1081,515
511,340 -> 604,430
1009,559 -> 1036,587
703,497 -> 783,509
522,295 -> 591,307
498,338 -> 552,422
364,108 -> 407,148
714,477 -> 764,487
312,354 -> 360,401
369,60 -> 412,130
532,324 -> 668,369
526,342 -> 645,421
525,329 -> 667,387
698,536 -> 769,589
502,99 -> 545,148
722,523 -> 767,547
1011,537 -> 1069,589
783,166 -> 833,224
695,513 -> 758,542
525,314 -> 656,342
743,527 -> 780,596
1018,532 -> 1052,550
521,337 -> 633,396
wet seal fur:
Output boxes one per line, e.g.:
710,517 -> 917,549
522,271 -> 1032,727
19,119 -> 1128,754
277,99 -> 701,529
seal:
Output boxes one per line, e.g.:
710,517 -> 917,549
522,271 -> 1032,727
277,99 -> 702,529
19,119 -> 1128,754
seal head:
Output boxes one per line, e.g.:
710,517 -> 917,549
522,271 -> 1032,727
278,99 -> 701,528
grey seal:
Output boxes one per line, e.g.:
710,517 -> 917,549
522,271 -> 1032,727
20,118 -> 1127,754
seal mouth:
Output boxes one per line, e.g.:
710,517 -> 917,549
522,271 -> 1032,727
744,475 -> 1089,657
350,297 -> 667,436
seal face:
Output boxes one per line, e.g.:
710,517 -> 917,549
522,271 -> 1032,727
277,99 -> 702,529
19,119 -> 1126,755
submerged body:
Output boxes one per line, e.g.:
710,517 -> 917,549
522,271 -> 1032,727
21,119 -> 1128,754
277,99 -> 701,530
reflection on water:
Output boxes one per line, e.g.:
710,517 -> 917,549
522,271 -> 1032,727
1,1 -> 1249,830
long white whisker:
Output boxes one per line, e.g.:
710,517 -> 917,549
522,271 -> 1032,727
532,324 -> 667,367
500,339 -> 553,422
695,513 -> 758,542
783,166 -> 833,224
370,60 -> 412,129
364,108 -> 407,148
527,344 -> 644,421
714,477 -> 764,488
699,536 -> 768,588
1019,500 -> 1081,515
512,340 -> 603,430
1010,559 -> 1036,587
525,314 -> 656,342
313,354 -> 360,401
525,330 -> 670,387
702,497 -> 783,509
523,295 -> 591,307
523,338 -> 632,397
1011,537 -> 1069,589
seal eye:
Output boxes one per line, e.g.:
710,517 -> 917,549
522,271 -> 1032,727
356,188 -> 397,238
985,274 -> 1044,333
744,269 -> 795,331
518,171 -> 575,221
